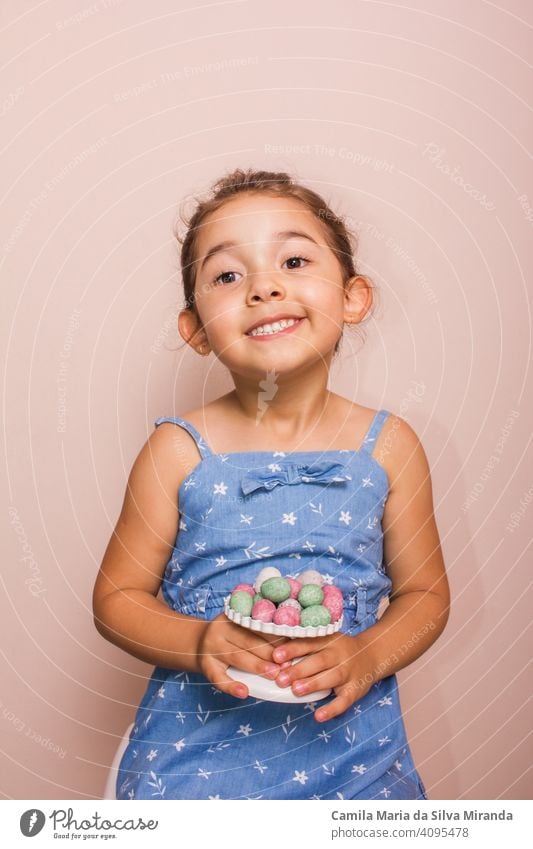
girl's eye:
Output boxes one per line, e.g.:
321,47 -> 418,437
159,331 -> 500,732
284,255 -> 310,270
213,270 -> 242,286
212,256 -> 310,286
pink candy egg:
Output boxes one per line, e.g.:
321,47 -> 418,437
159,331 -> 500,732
251,599 -> 276,622
322,584 -> 343,599
323,593 -> 343,622
286,577 -> 302,599
273,606 -> 300,626
232,583 -> 256,596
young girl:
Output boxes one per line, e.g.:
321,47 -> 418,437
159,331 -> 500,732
93,168 -> 450,801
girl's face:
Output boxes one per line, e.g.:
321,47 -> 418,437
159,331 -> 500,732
180,193 -> 368,376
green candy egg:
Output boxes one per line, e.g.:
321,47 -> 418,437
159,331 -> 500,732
260,577 -> 291,603
300,604 -> 332,627
229,590 -> 253,616
252,593 -> 262,603
298,584 -> 324,608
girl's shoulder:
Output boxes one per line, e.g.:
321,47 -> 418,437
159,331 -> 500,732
334,399 -> 427,489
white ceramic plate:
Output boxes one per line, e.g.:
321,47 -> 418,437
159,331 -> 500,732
226,660 -> 332,703
224,597 -> 343,638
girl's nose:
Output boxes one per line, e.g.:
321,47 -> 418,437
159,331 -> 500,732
246,271 -> 287,302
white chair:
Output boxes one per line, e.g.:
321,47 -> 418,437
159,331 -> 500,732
102,723 -> 134,800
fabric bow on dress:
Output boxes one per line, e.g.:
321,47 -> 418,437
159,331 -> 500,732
240,458 -> 352,496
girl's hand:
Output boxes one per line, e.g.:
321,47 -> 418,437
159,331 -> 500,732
196,612 -> 290,699
271,634 -> 375,722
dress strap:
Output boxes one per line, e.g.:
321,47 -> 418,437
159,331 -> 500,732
154,416 -> 214,459
359,409 -> 391,456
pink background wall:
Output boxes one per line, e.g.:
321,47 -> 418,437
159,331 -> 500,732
1,0 -> 531,800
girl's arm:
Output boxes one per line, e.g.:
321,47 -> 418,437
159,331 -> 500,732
93,425 -> 285,692
357,416 -> 451,678
92,425 -> 208,673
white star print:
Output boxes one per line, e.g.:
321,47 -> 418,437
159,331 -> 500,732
367,515 -> 379,529
351,763 -> 367,774
357,543 -> 366,553
208,795 -> 220,800
240,513 -> 254,525
322,573 -> 334,585
198,768 -> 211,780
361,476 -> 374,487
302,540 -> 316,551
183,477 -> 197,490
146,749 -> 158,762
273,451 -> 286,457
378,696 -> 393,707
157,686 -> 165,699
318,730 -> 331,743
378,735 -> 392,746
179,518 -> 187,531
268,462 -> 282,472
394,759 -> 403,771
215,556 -> 227,568
237,724 -> 252,736
253,760 -> 268,774
173,739 -> 186,752
282,512 -> 297,526
194,541 -> 206,551
293,770 -> 308,785
213,482 -> 228,495
379,786 -> 391,798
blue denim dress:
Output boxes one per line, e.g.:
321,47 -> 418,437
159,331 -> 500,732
116,409 -> 428,800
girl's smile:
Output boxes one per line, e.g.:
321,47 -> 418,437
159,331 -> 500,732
245,315 -> 306,339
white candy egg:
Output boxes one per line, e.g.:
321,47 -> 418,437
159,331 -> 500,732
296,569 -> 323,587
279,598 -> 302,612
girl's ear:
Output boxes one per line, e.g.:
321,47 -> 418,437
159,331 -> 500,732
177,308 -> 210,356
344,275 -> 373,324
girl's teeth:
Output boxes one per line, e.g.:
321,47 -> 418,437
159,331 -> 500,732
249,318 -> 298,336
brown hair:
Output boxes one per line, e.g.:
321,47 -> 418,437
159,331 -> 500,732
174,168 -> 376,356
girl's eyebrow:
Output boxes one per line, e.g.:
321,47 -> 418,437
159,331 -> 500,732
199,229 -> 319,271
